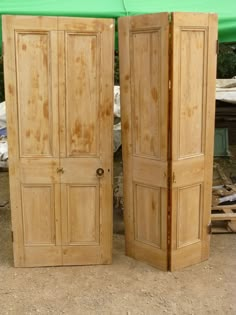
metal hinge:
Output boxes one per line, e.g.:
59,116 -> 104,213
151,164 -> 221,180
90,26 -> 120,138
207,222 -> 212,234
169,80 -> 171,90
2,42 -> 4,56
167,214 -> 171,244
172,172 -> 176,184
168,174 -> 171,186
165,172 -> 171,186
216,40 -> 219,55
11,231 -> 14,242
166,172 -> 176,185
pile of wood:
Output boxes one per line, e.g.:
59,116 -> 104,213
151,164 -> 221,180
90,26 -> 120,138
216,79 -> 236,145
212,163 -> 236,233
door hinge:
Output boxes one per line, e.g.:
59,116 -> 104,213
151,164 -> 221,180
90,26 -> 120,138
167,173 -> 171,186
207,222 -> 212,234
1,42 -> 4,57
169,80 -> 172,90
172,172 -> 176,184
216,40 -> 219,55
11,231 -> 14,242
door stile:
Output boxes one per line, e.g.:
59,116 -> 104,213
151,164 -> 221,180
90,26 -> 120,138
118,16 -> 135,258
167,13 -> 174,271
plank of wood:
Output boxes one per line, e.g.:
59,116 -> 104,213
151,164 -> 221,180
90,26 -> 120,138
214,163 -> 233,185
211,213 -> 236,220
211,205 -> 236,221
0,200 -> 9,207
227,221 -> 236,232
212,205 -> 236,210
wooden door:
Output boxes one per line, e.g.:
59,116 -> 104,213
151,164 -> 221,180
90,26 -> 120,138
58,17 -> 114,265
170,12 -> 218,271
119,12 -> 217,271
3,15 -> 114,267
119,13 -> 169,270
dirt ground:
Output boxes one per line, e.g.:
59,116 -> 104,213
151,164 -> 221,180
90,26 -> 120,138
0,171 -> 236,315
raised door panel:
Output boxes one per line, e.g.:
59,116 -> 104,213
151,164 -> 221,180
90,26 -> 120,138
58,17 -> 114,265
119,13 -> 169,270
134,185 -> 161,247
21,185 -> 56,246
173,29 -> 207,159
65,33 -> 99,157
131,31 -> 162,158
171,13 -> 218,271
16,32 -> 54,157
3,15 -> 61,267
21,184 -> 62,267
63,185 -> 100,246
61,184 -> 102,265
174,184 -> 202,249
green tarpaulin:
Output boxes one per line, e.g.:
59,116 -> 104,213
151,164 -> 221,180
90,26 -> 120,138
1,0 -> 236,54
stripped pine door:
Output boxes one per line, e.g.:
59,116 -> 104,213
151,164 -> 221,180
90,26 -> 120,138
170,13 -> 218,270
3,15 -> 114,267
119,12 -> 217,271
119,13 -> 169,270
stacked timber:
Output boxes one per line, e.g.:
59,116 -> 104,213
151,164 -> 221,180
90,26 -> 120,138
212,163 -> 236,233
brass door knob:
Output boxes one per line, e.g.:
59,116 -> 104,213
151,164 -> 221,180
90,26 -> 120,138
57,167 -> 64,174
96,168 -> 104,177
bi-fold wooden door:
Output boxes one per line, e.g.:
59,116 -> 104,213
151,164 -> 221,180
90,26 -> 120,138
119,12 -> 218,271
3,15 -> 114,267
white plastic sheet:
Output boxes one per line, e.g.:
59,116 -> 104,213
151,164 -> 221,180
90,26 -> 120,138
0,101 -> 6,129
0,101 -> 8,167
113,86 -> 121,152
0,139 -> 8,161
216,79 -> 236,104
114,85 -> 120,118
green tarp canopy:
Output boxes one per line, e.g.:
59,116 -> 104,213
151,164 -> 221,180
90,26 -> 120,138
1,0 -> 236,54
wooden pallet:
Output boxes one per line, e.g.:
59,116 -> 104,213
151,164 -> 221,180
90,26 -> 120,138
211,205 -> 236,220
211,205 -> 236,233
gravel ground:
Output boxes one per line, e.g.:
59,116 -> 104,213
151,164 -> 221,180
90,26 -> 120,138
0,171 -> 236,315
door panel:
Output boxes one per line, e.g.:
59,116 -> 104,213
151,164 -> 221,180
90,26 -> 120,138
21,184 -> 62,266
63,185 -> 100,245
21,185 -> 56,246
170,13 -> 218,270
65,32 -> 100,156
134,184 -> 162,248
176,184 -> 202,247
119,13 -> 169,270
16,32 -> 54,157
177,30 -> 206,158
58,17 -> 114,265
131,31 -> 162,158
